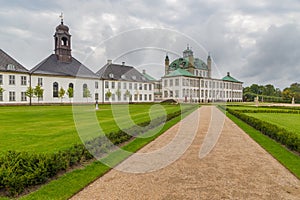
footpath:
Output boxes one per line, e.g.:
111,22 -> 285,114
71,106 -> 300,200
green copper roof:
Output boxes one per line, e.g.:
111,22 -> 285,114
166,68 -> 195,77
222,73 -> 242,83
142,72 -> 156,81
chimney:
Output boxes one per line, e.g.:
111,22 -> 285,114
142,69 -> 146,74
227,72 -> 230,76
122,62 -> 125,66
107,59 -> 112,64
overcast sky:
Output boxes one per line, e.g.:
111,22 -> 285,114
1,0 -> 300,89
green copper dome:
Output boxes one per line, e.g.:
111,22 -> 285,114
169,57 -> 208,71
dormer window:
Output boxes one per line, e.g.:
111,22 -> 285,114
132,76 -> 136,80
121,75 -> 126,79
7,64 -> 15,70
109,73 -> 114,78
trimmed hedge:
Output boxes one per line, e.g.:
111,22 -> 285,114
224,107 -> 300,153
0,105 -> 196,197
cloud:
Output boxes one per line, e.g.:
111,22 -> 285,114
241,23 -> 300,88
0,0 -> 299,89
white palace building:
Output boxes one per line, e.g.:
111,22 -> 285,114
0,18 -> 243,105
162,46 -> 243,103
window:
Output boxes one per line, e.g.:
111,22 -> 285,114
139,84 -> 142,90
134,94 -> 138,101
105,81 -> 109,88
164,80 -> 168,87
123,94 -> 127,101
9,75 -> 15,85
0,91 -> 2,101
109,73 -> 114,78
69,83 -> 74,89
175,79 -> 179,86
111,82 -> 115,89
95,81 -> 98,89
83,84 -> 88,97
0,74 -> 3,85
144,84 -> 147,90
134,83 -> 137,90
169,79 -> 173,86
144,94 -> 147,101
7,64 -> 15,70
139,94 -> 142,101
129,83 -> 132,90
175,90 -> 179,97
38,78 -> 43,86
21,92 -> 27,101
9,91 -> 15,101
21,76 -> 27,85
149,94 -> 152,101
53,82 -> 59,97
123,82 -> 127,89
149,84 -> 152,90
118,82 -> 121,89
95,93 -> 99,100
112,94 -> 115,101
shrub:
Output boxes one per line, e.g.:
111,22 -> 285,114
224,107 -> 300,153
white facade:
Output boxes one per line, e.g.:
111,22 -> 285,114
30,75 -> 101,103
0,72 -> 29,104
162,75 -> 243,103
101,80 -> 154,103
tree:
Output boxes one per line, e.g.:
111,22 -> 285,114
67,87 -> 74,102
83,87 -> 91,102
58,87 -> 66,103
25,86 -> 34,105
115,88 -> 121,100
34,85 -> 44,103
0,86 -> 4,102
105,89 -> 112,101
125,90 -> 131,102
0,86 -> 4,93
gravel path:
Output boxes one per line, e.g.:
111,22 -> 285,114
71,106 -> 300,200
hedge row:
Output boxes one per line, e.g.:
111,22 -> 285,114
226,108 -> 300,153
0,144 -> 92,196
236,109 -> 300,114
0,105 -> 196,197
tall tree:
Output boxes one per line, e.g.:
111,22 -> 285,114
34,85 -> 44,103
58,87 -> 66,103
83,87 -> 91,102
67,87 -> 74,102
25,86 -> 34,105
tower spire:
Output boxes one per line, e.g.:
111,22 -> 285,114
59,12 -> 64,24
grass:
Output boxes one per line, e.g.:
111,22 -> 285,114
18,105 -> 197,200
246,113 -> 300,136
0,104 -> 182,153
223,109 -> 300,179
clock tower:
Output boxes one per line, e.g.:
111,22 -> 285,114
54,13 -> 72,63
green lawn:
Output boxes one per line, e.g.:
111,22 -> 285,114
0,104 -> 184,153
246,113 -> 300,136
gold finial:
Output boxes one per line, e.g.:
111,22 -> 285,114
59,12 -> 64,24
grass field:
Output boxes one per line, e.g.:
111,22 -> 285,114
0,104 -> 184,153
246,113 -> 300,136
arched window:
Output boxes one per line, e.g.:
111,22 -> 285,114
53,82 -> 59,97
61,37 -> 68,46
69,83 -> 74,89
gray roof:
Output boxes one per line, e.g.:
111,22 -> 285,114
96,63 -> 150,82
0,49 -> 28,73
30,54 -> 98,79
